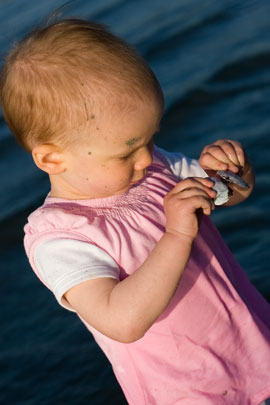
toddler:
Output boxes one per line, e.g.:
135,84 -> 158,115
0,18 -> 269,405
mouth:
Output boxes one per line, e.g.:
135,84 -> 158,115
130,170 -> 147,185
130,179 -> 142,185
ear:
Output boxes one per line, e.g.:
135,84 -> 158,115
32,144 -> 66,175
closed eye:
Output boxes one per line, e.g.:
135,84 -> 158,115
119,138 -> 154,161
119,151 -> 134,161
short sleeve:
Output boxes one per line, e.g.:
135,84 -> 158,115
34,239 -> 120,311
155,146 -> 207,179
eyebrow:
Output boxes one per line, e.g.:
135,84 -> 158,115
114,126 -> 159,157
111,138 -> 143,159
125,137 -> 139,148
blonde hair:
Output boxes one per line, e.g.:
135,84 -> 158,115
0,18 -> 163,151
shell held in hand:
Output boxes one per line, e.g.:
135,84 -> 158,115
209,170 -> 250,206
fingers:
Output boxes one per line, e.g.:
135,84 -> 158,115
183,195 -> 214,216
164,177 -> 217,239
165,177 -> 216,215
169,177 -> 215,195
199,139 -> 245,173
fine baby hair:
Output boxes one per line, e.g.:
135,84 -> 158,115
0,18 -> 163,152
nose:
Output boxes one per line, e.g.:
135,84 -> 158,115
134,144 -> 153,171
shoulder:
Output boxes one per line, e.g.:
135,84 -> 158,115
24,199 -> 94,262
153,145 -> 207,179
34,238 -> 120,311
24,199 -> 93,238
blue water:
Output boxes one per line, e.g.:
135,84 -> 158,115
0,1 -> 269,403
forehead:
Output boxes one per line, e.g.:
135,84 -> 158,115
72,94 -> 162,157
112,98 -> 162,140
94,96 -> 161,139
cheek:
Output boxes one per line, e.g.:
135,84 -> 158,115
117,162 -> 134,179
106,161 -> 134,177
76,159 -> 133,189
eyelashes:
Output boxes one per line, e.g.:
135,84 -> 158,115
120,139 -> 154,161
120,152 -> 134,161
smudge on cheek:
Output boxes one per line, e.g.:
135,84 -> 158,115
88,152 -> 92,155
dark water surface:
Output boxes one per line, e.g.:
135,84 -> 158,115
0,1 -> 269,403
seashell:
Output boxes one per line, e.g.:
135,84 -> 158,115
209,177 -> 230,205
216,170 -> 249,189
209,170 -> 249,206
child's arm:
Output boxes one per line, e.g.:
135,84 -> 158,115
65,177 -> 216,343
199,139 -> 254,206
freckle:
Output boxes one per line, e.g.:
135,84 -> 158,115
90,114 -> 95,120
222,390 -> 228,396
88,151 -> 92,155
86,178 -> 89,181
96,127 -> 99,130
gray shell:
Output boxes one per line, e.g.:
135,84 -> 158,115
217,170 -> 249,189
209,177 -> 230,205
209,170 -> 249,206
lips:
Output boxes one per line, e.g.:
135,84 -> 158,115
130,175 -> 145,185
130,179 -> 142,185
130,169 -> 148,185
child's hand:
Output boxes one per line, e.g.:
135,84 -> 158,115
199,139 -> 254,206
199,139 -> 245,175
164,177 -> 216,240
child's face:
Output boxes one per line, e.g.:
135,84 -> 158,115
55,98 -> 162,200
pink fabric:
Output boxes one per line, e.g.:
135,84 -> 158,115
24,150 -> 270,404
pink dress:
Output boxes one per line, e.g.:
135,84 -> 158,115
24,148 -> 270,404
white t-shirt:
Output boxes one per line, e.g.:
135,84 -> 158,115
34,147 -> 206,309
34,239 -> 120,309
